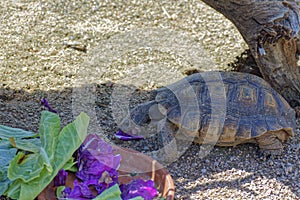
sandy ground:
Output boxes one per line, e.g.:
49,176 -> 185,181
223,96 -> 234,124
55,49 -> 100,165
0,1 -> 299,199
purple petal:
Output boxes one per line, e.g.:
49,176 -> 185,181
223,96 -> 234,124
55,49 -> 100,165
77,135 -> 121,179
94,181 -> 118,195
80,134 -> 114,154
54,169 -> 68,186
120,179 -> 158,200
41,98 -> 57,113
75,134 -> 121,195
61,187 -> 72,197
61,180 -> 95,199
115,130 -> 144,141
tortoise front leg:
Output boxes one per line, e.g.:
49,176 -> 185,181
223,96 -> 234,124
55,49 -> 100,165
147,121 -> 179,164
256,131 -> 286,155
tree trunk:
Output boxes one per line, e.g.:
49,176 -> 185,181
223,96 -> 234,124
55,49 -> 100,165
201,0 -> 300,107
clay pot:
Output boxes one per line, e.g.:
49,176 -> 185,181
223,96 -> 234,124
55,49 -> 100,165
38,146 -> 175,200
115,147 -> 175,200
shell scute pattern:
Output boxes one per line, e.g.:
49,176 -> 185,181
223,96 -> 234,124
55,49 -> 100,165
155,72 -> 296,141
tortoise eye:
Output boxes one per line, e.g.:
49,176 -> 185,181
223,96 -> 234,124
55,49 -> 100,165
130,111 -> 151,126
130,101 -> 157,126
145,117 -> 151,124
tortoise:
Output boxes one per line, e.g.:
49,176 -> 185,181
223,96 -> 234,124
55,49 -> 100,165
120,71 -> 296,163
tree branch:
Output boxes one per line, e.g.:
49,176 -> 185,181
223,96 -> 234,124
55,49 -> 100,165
201,0 -> 300,107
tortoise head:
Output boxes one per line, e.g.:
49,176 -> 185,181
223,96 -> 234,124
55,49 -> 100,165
119,100 -> 167,134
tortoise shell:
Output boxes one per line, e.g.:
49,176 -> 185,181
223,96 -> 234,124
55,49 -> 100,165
149,71 -> 296,145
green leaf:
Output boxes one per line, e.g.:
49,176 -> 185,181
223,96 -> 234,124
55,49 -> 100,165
40,147 -> 53,173
129,197 -> 144,200
53,112 -> 89,168
16,112 -> 89,200
0,140 -> 12,149
39,111 -> 61,163
0,148 -> 17,170
92,184 -> 122,200
8,151 -> 45,182
62,157 -> 78,172
0,147 -> 17,196
18,167 -> 50,200
10,138 -> 41,153
0,167 -> 7,182
56,186 -> 65,198
4,179 -> 21,199
0,125 -> 37,139
0,178 -> 10,196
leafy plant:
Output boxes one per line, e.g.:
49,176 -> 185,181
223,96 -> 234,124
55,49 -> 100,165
0,111 -> 89,200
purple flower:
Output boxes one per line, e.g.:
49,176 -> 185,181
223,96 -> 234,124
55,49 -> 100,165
62,180 -> 95,199
120,179 -> 158,200
54,169 -> 68,186
76,134 -> 121,194
115,130 -> 144,141
41,98 -> 57,113
59,134 -> 159,200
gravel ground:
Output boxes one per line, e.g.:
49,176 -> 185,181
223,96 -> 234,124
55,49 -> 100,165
0,1 -> 299,199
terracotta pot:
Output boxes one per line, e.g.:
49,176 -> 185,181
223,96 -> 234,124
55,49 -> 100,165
115,146 -> 175,200
38,146 -> 175,200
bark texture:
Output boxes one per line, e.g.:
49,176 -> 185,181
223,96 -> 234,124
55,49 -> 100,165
201,0 -> 300,107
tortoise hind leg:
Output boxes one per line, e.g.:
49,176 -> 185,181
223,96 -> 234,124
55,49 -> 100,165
256,130 -> 287,155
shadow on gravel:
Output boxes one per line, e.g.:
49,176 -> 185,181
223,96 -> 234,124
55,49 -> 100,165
0,87 -> 74,132
228,49 -> 261,77
0,81 -> 299,199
